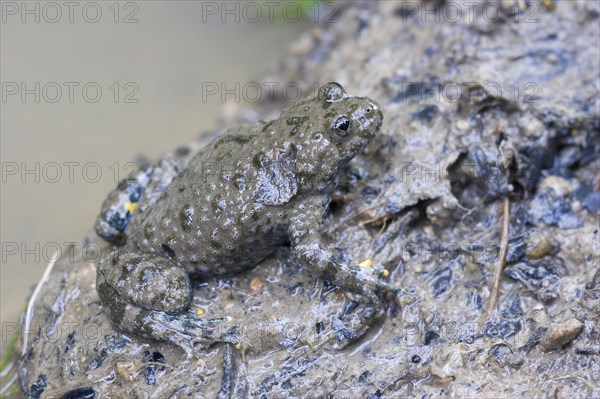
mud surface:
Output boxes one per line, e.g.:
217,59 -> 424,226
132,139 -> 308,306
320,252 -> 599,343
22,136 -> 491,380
17,1 -> 599,398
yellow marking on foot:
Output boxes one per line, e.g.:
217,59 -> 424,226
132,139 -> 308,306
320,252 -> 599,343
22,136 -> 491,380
124,202 -> 137,213
195,308 -> 205,316
358,258 -> 373,268
382,269 -> 390,278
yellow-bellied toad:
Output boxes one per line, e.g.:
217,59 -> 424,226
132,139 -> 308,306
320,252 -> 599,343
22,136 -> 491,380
94,83 -> 396,355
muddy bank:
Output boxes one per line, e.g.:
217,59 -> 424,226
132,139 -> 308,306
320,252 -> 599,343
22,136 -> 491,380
16,1 -> 599,398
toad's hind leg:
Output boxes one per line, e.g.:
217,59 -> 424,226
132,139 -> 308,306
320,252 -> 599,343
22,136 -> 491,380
96,251 -> 239,356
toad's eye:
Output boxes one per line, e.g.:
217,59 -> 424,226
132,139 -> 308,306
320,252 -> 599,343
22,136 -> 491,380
333,116 -> 351,137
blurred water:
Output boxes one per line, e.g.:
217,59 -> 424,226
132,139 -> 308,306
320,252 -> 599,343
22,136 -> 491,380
0,1 -> 310,354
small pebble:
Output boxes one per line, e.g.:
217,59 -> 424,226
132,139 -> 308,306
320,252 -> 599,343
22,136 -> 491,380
424,331 -> 440,345
423,225 -> 435,236
489,343 -> 524,368
539,176 -> 573,196
397,294 -> 416,307
250,277 -> 263,292
116,361 -> 139,382
60,387 -> 96,399
541,318 -> 584,351
456,120 -> 470,131
525,232 -> 555,259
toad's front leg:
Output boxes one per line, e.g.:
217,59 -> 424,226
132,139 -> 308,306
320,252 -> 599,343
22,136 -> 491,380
287,195 -> 399,319
96,251 -> 239,356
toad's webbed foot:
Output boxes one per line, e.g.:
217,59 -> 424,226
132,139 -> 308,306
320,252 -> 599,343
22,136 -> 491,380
326,296 -> 386,350
96,251 -> 239,356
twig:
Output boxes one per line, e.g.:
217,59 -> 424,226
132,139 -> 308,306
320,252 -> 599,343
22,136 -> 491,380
487,197 -> 510,314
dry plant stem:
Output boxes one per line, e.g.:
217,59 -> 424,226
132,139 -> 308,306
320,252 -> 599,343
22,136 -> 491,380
487,197 -> 510,315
